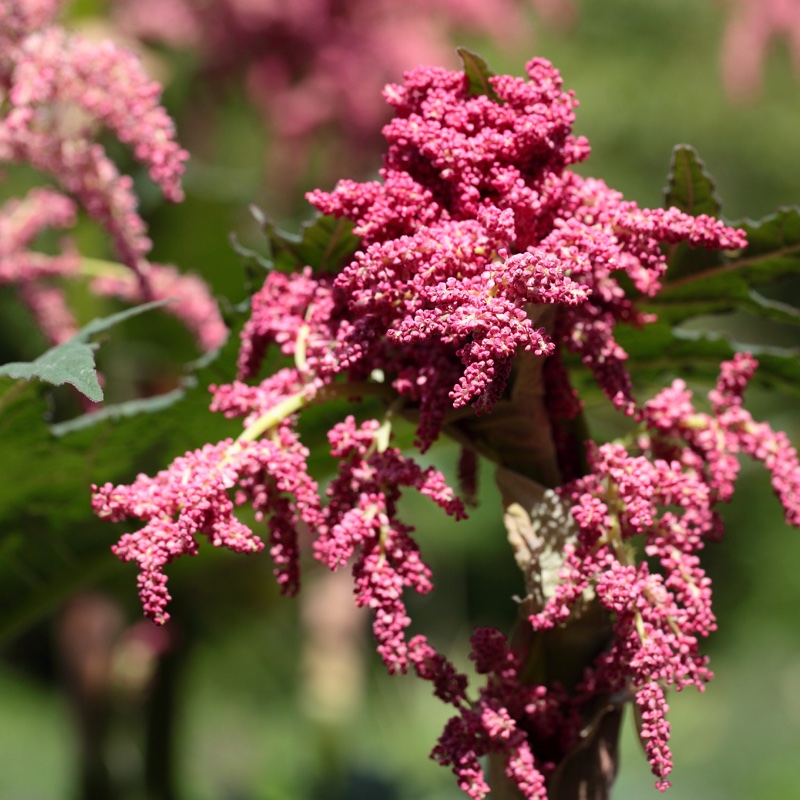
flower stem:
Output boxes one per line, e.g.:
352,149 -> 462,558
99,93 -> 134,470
78,257 -> 130,281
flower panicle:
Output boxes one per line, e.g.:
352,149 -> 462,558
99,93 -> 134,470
308,61 -> 745,419
2,17 -> 186,274
317,416 -> 465,672
411,628 -> 577,800
90,51 -> 790,800
529,354 -> 800,789
1,0 -> 224,351
94,392 -> 466,673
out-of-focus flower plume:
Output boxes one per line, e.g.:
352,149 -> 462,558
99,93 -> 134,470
0,0 -> 226,353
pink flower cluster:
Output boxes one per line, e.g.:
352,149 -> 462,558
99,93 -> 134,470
318,417 -> 465,671
401,359 -> 800,797
92,55 -> 797,799
109,0 -> 575,203
527,354 -> 800,789
719,0 -> 800,101
0,0 -> 225,351
92,425 -> 322,623
93,413 -> 464,673
409,628 -> 575,799
308,59 -> 745,418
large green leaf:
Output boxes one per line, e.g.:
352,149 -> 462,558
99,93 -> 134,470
0,309 -> 378,643
671,208 -> 800,290
616,320 -> 800,395
647,286 -> 800,326
0,300 -> 170,402
651,207 -> 800,325
738,207 -> 800,277
0,324 -> 243,644
605,150 -> 800,408
649,148 -> 800,334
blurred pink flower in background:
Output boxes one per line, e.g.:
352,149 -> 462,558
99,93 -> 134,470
719,0 -> 800,100
112,0 -> 577,196
0,0 -> 226,354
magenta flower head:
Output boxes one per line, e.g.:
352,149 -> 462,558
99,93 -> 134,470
92,50 -> 800,800
308,58 -> 745,420
92,441 -> 265,624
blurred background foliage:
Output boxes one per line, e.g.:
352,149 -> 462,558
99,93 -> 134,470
1,0 -> 799,797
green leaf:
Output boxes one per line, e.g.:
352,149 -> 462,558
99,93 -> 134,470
738,206 -> 800,268
652,207 -> 800,326
0,299 -> 171,402
616,321 -> 800,394
259,211 -> 360,273
0,378 -> 122,642
660,146 -> 728,286
0,317 -> 241,644
0,340 -> 101,401
75,299 -> 172,340
50,387 -> 187,436
663,145 -> 722,218
456,48 -> 501,102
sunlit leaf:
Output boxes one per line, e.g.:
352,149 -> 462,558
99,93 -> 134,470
617,321 -> 800,394
654,160 -> 800,328
0,300 -> 170,402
